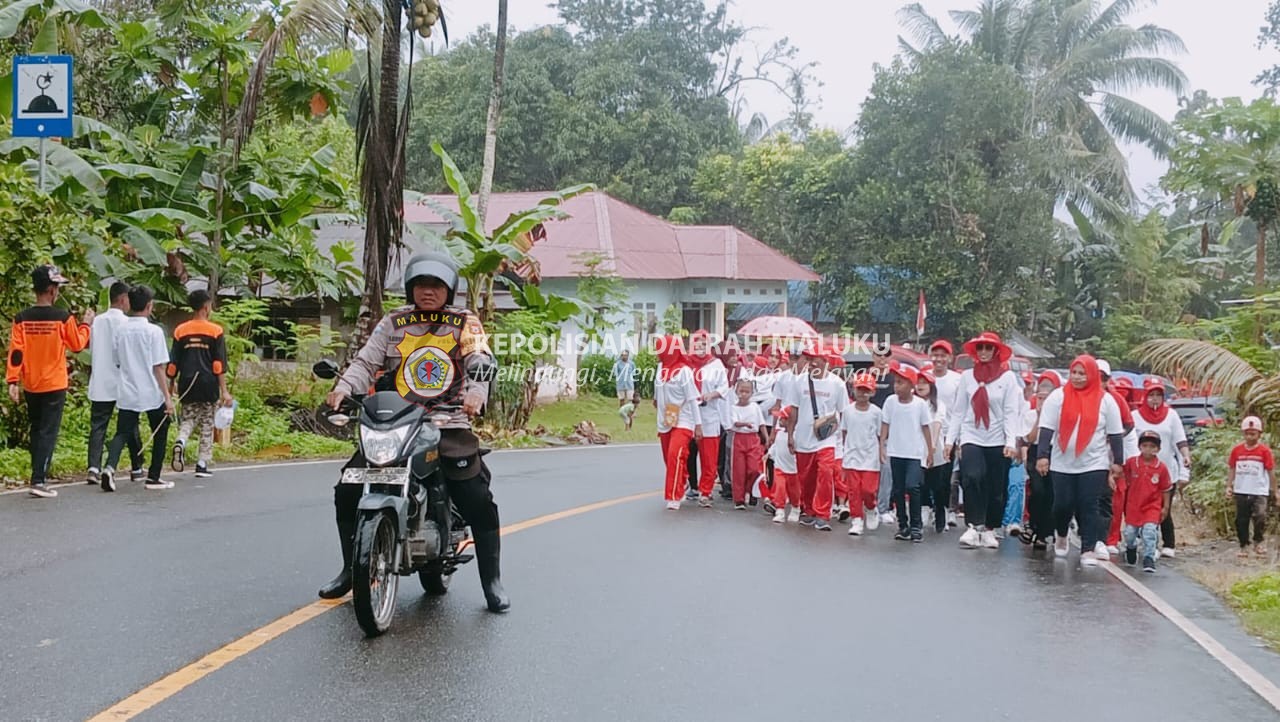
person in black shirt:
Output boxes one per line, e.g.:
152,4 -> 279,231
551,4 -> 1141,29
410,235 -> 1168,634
167,290 -> 232,478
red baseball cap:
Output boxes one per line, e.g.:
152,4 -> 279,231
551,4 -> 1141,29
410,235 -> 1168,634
889,361 -> 918,385
929,339 -> 954,355
852,373 -> 876,391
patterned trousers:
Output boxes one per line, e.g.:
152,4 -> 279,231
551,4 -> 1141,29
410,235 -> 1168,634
178,402 -> 216,465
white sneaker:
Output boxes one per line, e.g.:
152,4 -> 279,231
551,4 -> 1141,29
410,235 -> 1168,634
787,506 -> 800,523
880,511 -> 897,526
1068,528 -> 1081,549
980,530 -> 1000,549
1162,547 -> 1176,559
849,517 -> 865,536
772,508 -> 786,523
1094,541 -> 1110,559
1106,545 -> 1120,555
865,509 -> 880,531
946,510 -> 958,528
1054,537 -> 1069,558
959,526 -> 981,548
922,507 -> 933,528
1080,551 -> 1100,567
993,527 -> 1006,540
145,479 -> 175,490
666,501 -> 681,511
1008,522 -> 1023,538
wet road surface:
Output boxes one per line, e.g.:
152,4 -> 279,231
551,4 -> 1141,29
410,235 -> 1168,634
1,445 -> 1278,721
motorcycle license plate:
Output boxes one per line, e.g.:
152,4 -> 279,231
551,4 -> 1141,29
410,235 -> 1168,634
341,468 -> 410,486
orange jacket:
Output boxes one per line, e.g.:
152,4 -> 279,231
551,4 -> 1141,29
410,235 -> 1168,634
6,305 -> 91,393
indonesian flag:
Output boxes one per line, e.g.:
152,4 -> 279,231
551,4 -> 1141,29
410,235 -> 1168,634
916,290 -> 927,337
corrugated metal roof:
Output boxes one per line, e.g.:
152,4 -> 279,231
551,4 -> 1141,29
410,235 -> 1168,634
405,191 -> 819,283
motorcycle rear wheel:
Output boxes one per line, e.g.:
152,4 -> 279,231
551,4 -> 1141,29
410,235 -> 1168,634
352,511 -> 399,637
419,561 -> 452,595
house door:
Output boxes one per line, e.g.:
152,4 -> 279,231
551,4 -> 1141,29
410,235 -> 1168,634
682,302 -> 715,334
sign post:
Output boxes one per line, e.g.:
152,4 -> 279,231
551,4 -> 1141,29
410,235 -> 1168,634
10,55 -> 74,191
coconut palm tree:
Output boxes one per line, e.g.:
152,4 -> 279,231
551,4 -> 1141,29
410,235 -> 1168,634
1136,336 -> 1280,426
233,0 -> 444,346
898,0 -> 1187,215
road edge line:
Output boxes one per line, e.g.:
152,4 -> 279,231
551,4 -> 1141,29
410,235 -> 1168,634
1103,561 -> 1280,712
86,489 -> 659,721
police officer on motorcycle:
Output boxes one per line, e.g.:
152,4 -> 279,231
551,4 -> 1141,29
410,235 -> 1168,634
320,252 -> 510,613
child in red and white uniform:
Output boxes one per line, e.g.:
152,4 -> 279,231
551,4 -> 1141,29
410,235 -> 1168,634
654,336 -> 703,510
783,345 -> 848,531
1228,416 -> 1277,558
841,374 -> 882,536
1121,431 -> 1172,572
688,329 -> 728,507
730,378 -> 767,509
769,408 -> 801,523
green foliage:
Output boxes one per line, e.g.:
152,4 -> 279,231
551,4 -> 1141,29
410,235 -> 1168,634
211,298 -> 273,370
577,353 -> 619,397
572,252 -> 628,346
632,349 -> 657,399
405,0 -> 751,215
1186,426 -> 1246,537
1231,573 -> 1280,613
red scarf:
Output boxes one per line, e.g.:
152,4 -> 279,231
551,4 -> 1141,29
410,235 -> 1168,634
970,357 -> 1009,429
1059,355 -> 1104,456
1138,395 -> 1170,424
656,336 -> 688,383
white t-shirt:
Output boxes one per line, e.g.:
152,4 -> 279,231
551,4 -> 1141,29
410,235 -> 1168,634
785,372 -> 849,453
882,394 -> 933,461
933,369 -> 962,420
692,359 -> 729,435
730,402 -> 766,433
88,307 -> 127,403
1133,410 -> 1189,483
750,370 -> 778,419
840,404 -> 882,471
772,370 -> 800,415
113,316 -> 169,412
1037,388 -> 1124,474
770,427 -> 797,474
654,367 -> 703,433
946,368 -> 1023,449
926,400 -> 948,468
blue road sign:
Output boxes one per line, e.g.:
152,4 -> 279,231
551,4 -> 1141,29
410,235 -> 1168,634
12,55 -> 74,138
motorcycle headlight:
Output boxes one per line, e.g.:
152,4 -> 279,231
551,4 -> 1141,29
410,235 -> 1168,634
360,426 -> 412,467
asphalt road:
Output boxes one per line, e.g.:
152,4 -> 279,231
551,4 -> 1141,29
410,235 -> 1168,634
2,444 -> 1279,722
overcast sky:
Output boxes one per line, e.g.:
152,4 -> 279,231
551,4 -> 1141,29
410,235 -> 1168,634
436,0 -> 1278,199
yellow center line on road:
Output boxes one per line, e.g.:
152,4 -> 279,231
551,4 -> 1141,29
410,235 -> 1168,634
87,490 -> 660,722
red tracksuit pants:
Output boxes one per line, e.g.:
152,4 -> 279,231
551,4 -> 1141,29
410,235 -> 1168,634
731,431 -> 763,504
771,470 -> 801,508
843,469 -> 880,513
659,428 -> 694,502
795,447 -> 837,520
1106,478 -> 1127,546
698,435 -> 721,498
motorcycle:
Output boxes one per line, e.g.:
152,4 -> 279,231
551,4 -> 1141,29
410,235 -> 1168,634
313,359 -> 475,637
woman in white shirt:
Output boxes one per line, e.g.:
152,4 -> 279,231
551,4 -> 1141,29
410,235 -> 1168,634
1133,378 -> 1190,558
654,336 -> 703,510
1034,355 -> 1125,566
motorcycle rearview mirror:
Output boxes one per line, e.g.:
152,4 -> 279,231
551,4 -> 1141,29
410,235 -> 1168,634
313,359 -> 340,380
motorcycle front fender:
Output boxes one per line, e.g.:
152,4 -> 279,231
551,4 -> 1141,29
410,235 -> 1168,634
357,494 -> 410,541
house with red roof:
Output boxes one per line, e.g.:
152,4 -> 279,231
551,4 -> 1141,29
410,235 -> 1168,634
405,191 -> 819,351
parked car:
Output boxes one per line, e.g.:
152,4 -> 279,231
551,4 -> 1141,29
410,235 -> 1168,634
839,344 -> 926,379
1169,396 -> 1226,445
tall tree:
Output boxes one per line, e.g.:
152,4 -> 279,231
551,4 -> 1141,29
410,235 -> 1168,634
898,0 -> 1187,214
476,0 -> 508,225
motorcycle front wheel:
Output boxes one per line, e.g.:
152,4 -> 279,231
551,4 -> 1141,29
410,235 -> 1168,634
352,511 -> 399,637
419,561 -> 452,595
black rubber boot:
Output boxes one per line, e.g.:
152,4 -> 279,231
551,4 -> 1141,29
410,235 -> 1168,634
473,529 -> 510,613
318,516 -> 355,599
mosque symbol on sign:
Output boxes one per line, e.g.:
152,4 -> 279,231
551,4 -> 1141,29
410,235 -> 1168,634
23,70 -> 62,114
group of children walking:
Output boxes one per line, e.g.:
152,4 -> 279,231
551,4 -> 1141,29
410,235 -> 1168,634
652,330 -> 1278,571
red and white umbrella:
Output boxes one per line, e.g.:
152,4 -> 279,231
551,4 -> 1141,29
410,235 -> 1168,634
736,316 -> 819,340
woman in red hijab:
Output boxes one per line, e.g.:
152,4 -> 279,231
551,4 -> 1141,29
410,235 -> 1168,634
1133,377 -> 1191,558
654,335 -> 703,510
1023,371 -> 1061,550
1034,356 -> 1126,566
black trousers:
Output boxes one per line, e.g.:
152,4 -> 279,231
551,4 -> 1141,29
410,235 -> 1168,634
334,429 -> 500,535
89,400 -> 143,472
1162,512 -> 1176,549
1052,470 -> 1109,551
890,457 -> 924,534
1235,493 -> 1268,547
24,390 -> 66,485
106,406 -> 171,481
959,444 -> 1009,530
1026,444 -> 1054,540
924,461 -> 952,532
